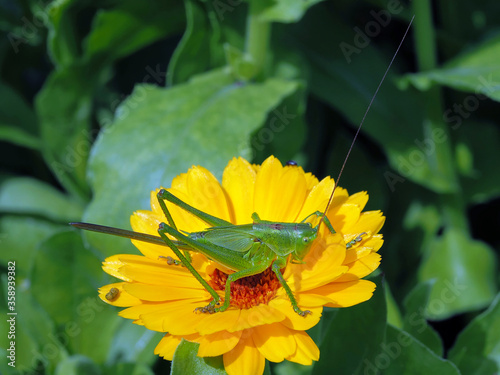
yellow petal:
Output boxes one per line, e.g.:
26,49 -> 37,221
346,191 -> 369,211
253,156 -> 308,221
139,299 -> 206,334
286,330 -> 319,365
269,296 -> 322,331
229,304 -> 286,333
222,157 -> 257,224
131,209 -> 163,236
116,254 -> 205,288
344,210 -> 385,234
154,334 -> 181,360
123,283 -> 210,301
296,177 -> 334,223
253,323 -> 296,362
102,255 -> 131,281
98,283 -> 141,307
224,336 -> 265,375
284,233 -> 347,292
309,279 -> 376,308
195,308 -> 243,335
336,252 -> 381,281
195,330 -> 242,357
186,166 -> 231,223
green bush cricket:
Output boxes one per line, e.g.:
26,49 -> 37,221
71,18 -> 413,317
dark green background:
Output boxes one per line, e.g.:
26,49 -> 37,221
1,0 -> 499,374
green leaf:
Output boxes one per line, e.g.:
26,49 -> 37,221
377,325 -> 461,375
36,66 -> 94,200
0,177 -> 84,222
168,0 -> 224,85
171,340 -> 226,375
386,283 -> 403,329
257,0 -> 326,23
456,122 -> 500,204
84,68 -> 299,257
0,216 -> 61,276
252,84 -> 307,163
46,0 -> 84,67
84,0 -> 185,70
0,125 -> 40,150
0,273 -> 67,374
0,82 -> 38,138
107,323 -> 161,365
448,293 -> 500,375
399,35 -> 500,101
403,281 -> 443,355
312,275 -> 386,375
31,231 -> 121,364
419,228 -> 497,320
54,355 -> 101,375
105,362 -> 155,375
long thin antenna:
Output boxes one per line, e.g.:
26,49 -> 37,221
319,16 -> 415,226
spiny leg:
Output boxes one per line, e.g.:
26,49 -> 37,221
157,223 -> 220,310
272,257 -> 311,317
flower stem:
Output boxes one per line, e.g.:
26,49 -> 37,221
245,3 -> 271,79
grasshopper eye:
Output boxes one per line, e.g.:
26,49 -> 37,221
303,237 -> 309,243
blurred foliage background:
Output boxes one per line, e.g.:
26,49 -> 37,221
1,0 -> 499,374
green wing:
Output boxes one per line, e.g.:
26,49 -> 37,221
202,228 -> 256,253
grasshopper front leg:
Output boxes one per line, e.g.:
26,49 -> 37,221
272,256 -> 311,317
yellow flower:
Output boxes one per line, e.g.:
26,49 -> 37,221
98,156 -> 384,375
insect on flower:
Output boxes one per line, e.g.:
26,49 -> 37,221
70,17 -> 413,375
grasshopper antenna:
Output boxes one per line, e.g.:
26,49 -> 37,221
318,15 -> 415,228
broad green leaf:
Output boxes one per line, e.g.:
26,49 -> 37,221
168,0 -> 224,85
419,228 -> 497,320
252,83 -> 307,163
257,0 -> 326,23
312,275 -> 386,375
400,35 -> 500,101
46,0 -> 83,67
274,360 -> 312,375
0,273 -> 67,374
448,293 -> 500,375
0,177 -> 83,222
36,66 -> 94,200
84,68 -> 299,257
456,122 -> 500,204
54,355 -> 101,375
107,323 -> 160,365
0,215 -> 61,276
31,231 -> 121,364
386,283 -> 403,329
84,0 -> 185,70
171,340 -> 226,375
403,281 -> 443,355
105,362 -> 155,375
0,82 -> 37,136
0,125 -> 40,150
378,325 -> 461,375
292,4 -> 457,193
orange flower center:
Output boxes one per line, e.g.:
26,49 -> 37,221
210,268 -> 280,309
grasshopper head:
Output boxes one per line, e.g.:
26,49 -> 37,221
291,223 -> 318,262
